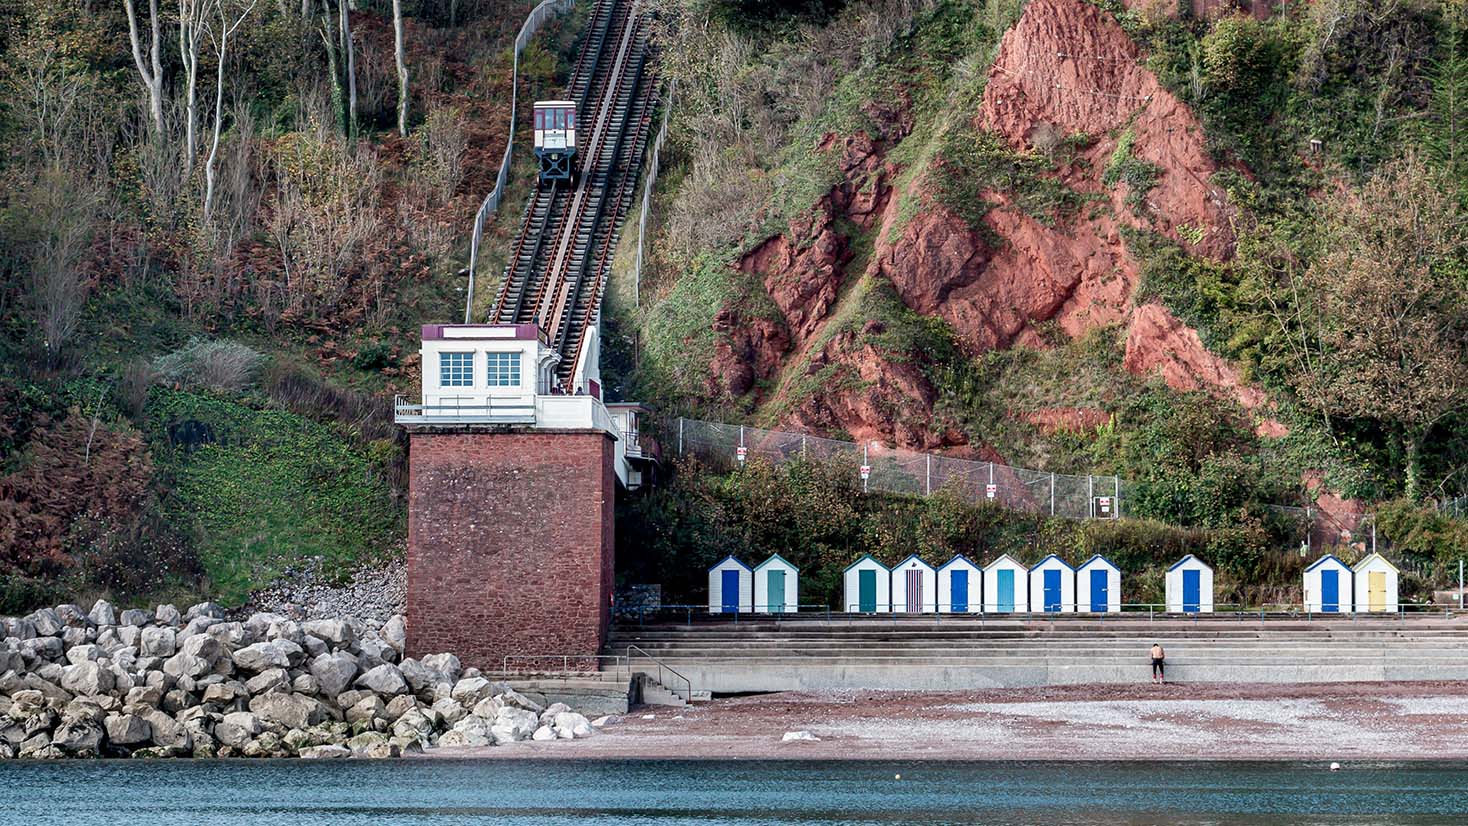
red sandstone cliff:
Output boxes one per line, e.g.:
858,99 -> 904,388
710,0 -> 1283,447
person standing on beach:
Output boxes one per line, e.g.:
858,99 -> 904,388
1150,643 -> 1166,684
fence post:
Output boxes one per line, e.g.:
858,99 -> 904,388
678,417 -> 684,456
926,455 -> 932,496
1114,476 -> 1121,519
1087,475 -> 1094,518
863,443 -> 869,494
1050,473 -> 1055,516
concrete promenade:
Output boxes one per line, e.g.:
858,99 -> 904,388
609,614 -> 1468,693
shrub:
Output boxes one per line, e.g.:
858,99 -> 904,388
153,338 -> 265,393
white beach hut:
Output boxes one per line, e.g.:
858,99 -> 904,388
1303,554 -> 1353,614
1165,554 -> 1214,613
937,555 -> 983,613
754,553 -> 799,614
707,556 -> 753,614
890,554 -> 938,613
982,554 -> 1030,613
1029,554 -> 1077,613
1352,552 -> 1400,614
1076,554 -> 1122,613
843,554 -> 891,613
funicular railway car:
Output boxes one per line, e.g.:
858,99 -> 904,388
533,100 -> 577,183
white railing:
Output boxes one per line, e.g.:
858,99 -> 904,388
464,0 -> 577,324
393,394 -> 536,424
633,82 -> 671,308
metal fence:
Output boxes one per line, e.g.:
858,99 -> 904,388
671,417 -> 1124,520
463,0 -> 576,323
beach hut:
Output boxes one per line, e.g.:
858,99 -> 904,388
937,555 -> 983,613
754,554 -> 799,614
707,556 -> 753,614
1352,552 -> 1400,614
1028,554 -> 1077,613
1165,555 -> 1214,613
1303,554 -> 1353,614
843,555 -> 891,613
982,554 -> 1030,613
890,555 -> 937,613
1076,554 -> 1122,613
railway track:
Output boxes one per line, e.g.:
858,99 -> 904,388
491,0 -> 658,391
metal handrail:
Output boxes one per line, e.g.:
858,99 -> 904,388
498,653 -> 630,682
625,643 -> 693,701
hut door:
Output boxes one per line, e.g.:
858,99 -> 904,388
721,570 -> 740,613
1090,569 -> 1108,612
905,569 -> 924,612
1320,569 -> 1339,613
997,569 -> 1015,612
858,569 -> 877,612
1369,571 -> 1387,612
1043,569 -> 1062,612
951,570 -> 969,612
768,570 -> 786,614
1182,569 -> 1201,613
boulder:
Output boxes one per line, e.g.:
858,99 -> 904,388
380,615 -> 406,654
64,644 -> 100,665
241,731 -> 285,758
266,620 -> 304,646
56,604 -> 92,628
233,640 -> 305,672
292,674 -> 320,696
186,602 -> 228,621
301,619 -> 353,648
539,702 -> 571,724
449,715 -> 493,747
104,714 -> 153,746
345,696 -> 386,725
363,742 -> 401,759
125,686 -> 163,707
141,710 -> 192,750
27,609 -> 63,637
346,731 -> 391,753
498,689 -> 543,714
161,653 -> 212,680
309,653 -> 358,698
118,609 -> 151,627
204,622 -> 247,648
391,708 -> 433,741
244,669 -> 291,696
552,711 -> 594,740
471,696 -> 501,719
60,662 -> 114,697
355,663 -> 408,696
397,658 -> 434,692
434,731 -> 475,748
450,677 -> 497,707
88,600 -> 117,627
215,712 -> 262,748
243,613 -> 287,637
21,637 -> 64,661
383,695 -> 417,722
430,698 -> 467,726
355,638 -> 391,669
491,707 -> 539,745
422,653 -> 462,685
162,689 -> 196,714
139,627 -> 176,658
8,617 -> 37,640
61,627 -> 90,648
248,693 -> 329,730
201,682 -> 244,706
155,605 -> 182,626
299,744 -> 351,759
531,725 -> 557,742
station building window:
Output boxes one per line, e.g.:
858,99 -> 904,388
439,352 -> 474,387
486,352 -> 522,387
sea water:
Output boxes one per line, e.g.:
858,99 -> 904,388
1,759 -> 1465,825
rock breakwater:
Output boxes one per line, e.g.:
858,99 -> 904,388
0,600 -> 601,759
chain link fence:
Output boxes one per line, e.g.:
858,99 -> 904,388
670,417 -> 1124,521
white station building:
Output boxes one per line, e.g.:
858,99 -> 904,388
395,323 -> 649,488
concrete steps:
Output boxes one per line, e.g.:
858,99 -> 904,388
607,616 -> 1468,693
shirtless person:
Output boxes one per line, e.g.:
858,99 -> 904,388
1150,642 -> 1166,684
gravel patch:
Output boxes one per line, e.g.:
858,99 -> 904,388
244,558 -> 405,627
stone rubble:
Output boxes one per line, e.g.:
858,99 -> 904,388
0,600 -> 597,760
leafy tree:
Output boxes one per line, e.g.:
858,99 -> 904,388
1292,154 -> 1468,500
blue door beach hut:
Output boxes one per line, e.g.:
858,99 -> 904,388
1166,554 -> 1214,613
1028,554 -> 1076,613
1352,552 -> 1399,613
754,554 -> 799,614
890,555 -> 937,613
1076,554 -> 1121,613
708,556 -> 753,614
937,555 -> 982,613
843,555 -> 891,613
982,554 -> 1029,613
1303,554 -> 1352,613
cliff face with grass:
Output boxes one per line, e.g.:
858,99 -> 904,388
628,0 -> 1468,574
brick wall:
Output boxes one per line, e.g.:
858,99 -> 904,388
405,429 -> 616,670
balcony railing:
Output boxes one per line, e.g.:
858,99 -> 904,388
393,395 -> 536,425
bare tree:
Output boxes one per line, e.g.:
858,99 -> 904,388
393,0 -> 409,136
122,0 -> 166,136
22,167 -> 102,366
179,0 -> 210,177
203,0 -> 259,222
13,43 -> 88,168
340,0 -> 358,137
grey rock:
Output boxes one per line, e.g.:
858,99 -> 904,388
308,653 -> 358,698
450,676 -> 496,707
88,600 -> 117,627
244,669 -> 291,696
299,744 -> 351,759
55,604 -> 92,628
248,693 -> 328,730
345,696 -> 386,724
397,658 -> 433,692
265,620 -> 304,645
233,639 -> 305,672
27,609 -> 63,637
291,674 -> 320,696
497,689 -> 544,714
491,707 -> 539,744
204,622 -> 247,648
119,609 -> 152,627
139,627 -> 176,658
539,702 -> 572,724
531,725 -> 557,742
104,714 -> 152,746
383,694 -> 417,722
391,708 -> 433,741
8,617 -> 38,640
61,627 -> 90,648
346,730 -> 391,753
64,644 -> 100,666
354,663 -> 408,696
186,602 -> 228,621
431,698 -> 467,726
60,661 -> 114,696
155,605 -> 182,626
180,616 -> 221,639
421,653 -> 462,685
552,711 -> 594,740
301,635 -> 329,658
21,636 -> 64,661
301,619 -> 353,648
141,709 -> 192,750
162,689 -> 196,714
215,712 -> 262,747
380,615 -> 406,654
125,686 -> 163,707
161,653 -> 211,680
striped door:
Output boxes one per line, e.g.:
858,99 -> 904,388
906,569 -> 924,612
997,569 -> 1015,612
1369,571 -> 1387,612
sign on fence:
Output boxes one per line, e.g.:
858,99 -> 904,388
1095,496 -> 1114,518
860,465 -> 871,480
736,446 -> 747,463
986,484 -> 997,500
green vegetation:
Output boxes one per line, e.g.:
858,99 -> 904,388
1101,126 -> 1161,214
